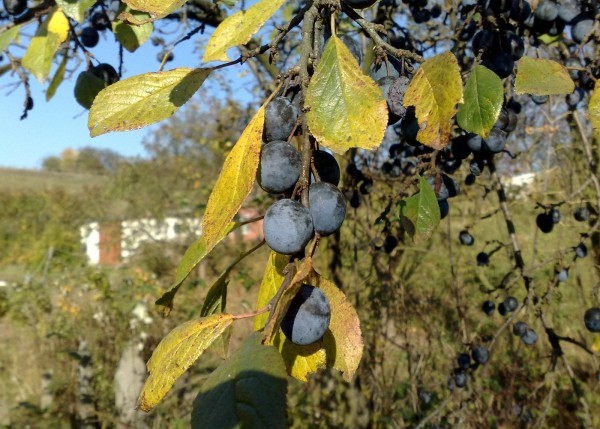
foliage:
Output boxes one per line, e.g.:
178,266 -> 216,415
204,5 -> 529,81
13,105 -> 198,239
2,0 -> 600,428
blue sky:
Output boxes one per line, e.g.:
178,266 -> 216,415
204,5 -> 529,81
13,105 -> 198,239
0,12 -> 259,169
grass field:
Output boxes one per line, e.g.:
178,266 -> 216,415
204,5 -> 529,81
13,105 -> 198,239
0,168 -> 106,194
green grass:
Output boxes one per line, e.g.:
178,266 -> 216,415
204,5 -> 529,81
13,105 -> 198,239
0,168 -> 106,194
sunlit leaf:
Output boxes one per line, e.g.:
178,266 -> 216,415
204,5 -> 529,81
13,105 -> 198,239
309,272 -> 363,382
399,177 -> 441,243
457,65 -> 503,138
191,336 -> 287,429
589,84 -> 599,137
22,9 -> 70,83
203,0 -> 285,63
112,9 -> 153,52
404,51 -> 463,149
123,0 -> 187,19
88,68 -> 210,136
254,252 -> 289,331
55,0 -> 96,22
138,313 -> 234,412
46,52 -> 68,101
0,24 -> 22,52
272,330 -> 327,382
200,106 -> 264,253
515,57 -> 575,96
306,35 -> 387,154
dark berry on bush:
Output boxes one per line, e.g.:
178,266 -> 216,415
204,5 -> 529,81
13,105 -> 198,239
574,207 -> 590,222
308,182 -> 347,236
482,300 -> 495,315
472,346 -> 489,364
477,252 -> 489,266
281,284 -> 331,345
513,321 -> 528,336
263,199 -> 314,255
258,141 -> 301,194
521,328 -> 538,345
584,307 -> 600,333
536,212 -> 554,233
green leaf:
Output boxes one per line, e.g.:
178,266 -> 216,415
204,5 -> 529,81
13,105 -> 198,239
74,70 -> 110,110
537,33 -> 562,45
306,35 -> 388,154
112,10 -> 153,52
0,25 -> 22,52
88,67 -> 210,136
514,57 -> 575,96
191,336 -> 287,429
123,0 -> 187,19
203,0 -> 285,63
457,65 -> 503,138
399,177 -> 441,243
138,313 -> 234,412
404,51 -> 463,149
200,105 -> 264,257
254,252 -> 289,331
55,0 -> 96,22
200,273 -> 229,317
22,9 -> 70,83
46,52 -> 68,101
156,221 -> 237,316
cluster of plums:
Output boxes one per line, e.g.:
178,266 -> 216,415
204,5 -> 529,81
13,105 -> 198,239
258,94 -> 343,345
448,344 -> 490,389
79,11 -> 111,49
260,95 -> 346,256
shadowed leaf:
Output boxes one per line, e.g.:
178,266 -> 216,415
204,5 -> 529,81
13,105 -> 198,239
515,57 -> 575,96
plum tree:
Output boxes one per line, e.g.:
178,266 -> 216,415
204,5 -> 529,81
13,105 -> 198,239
280,284 -> 331,346
258,141 -> 301,194
263,199 -> 314,255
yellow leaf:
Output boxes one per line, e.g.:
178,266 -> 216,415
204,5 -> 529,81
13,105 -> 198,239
200,106 -> 264,248
254,252 -> 289,331
404,51 -> 463,150
138,313 -> 234,412
48,9 -> 69,42
589,84 -> 600,140
273,331 -> 327,382
88,68 -> 210,137
306,35 -> 388,154
22,8 -> 69,83
123,0 -> 187,19
309,272 -> 363,382
514,56 -> 575,96
203,0 -> 286,63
